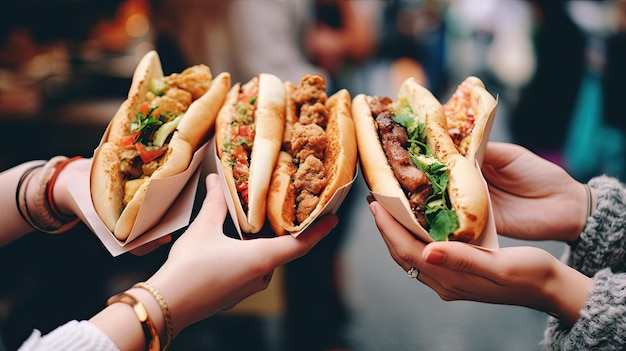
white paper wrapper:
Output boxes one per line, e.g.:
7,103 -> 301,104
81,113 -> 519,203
68,143 -> 207,256
212,139 -> 356,239
369,97 -> 500,250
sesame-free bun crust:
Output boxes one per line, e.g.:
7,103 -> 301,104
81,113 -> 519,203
353,77 -> 488,242
91,50 -> 230,240
267,86 -> 357,236
215,73 -> 286,234
444,76 -> 497,164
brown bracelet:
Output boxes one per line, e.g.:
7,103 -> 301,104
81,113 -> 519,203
15,163 -> 45,229
15,157 -> 81,234
107,292 -> 161,351
134,282 -> 174,351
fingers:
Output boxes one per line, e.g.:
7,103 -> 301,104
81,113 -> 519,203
369,200 -> 496,287
253,214 -> 339,267
369,201 -> 426,272
422,241 -> 494,280
189,173 -> 227,235
129,235 -> 172,256
483,142 -> 521,168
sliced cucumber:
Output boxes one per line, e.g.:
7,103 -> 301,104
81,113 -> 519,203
415,154 -> 439,167
153,115 -> 182,147
150,78 -> 167,96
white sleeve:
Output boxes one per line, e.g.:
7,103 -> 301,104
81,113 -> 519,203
18,320 -> 118,351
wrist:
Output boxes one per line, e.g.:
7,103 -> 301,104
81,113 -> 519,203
16,156 -> 81,234
147,271 -> 189,337
92,287 -> 169,351
542,260 -> 593,325
568,183 -> 595,244
148,266 -> 210,336
127,288 -> 167,346
51,157 -> 83,216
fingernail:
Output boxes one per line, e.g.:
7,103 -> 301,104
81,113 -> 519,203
368,202 -> 377,216
425,249 -> 446,264
207,173 -> 219,189
366,195 -> 375,204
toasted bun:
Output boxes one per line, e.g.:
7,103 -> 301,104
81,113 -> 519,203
352,94 -> 408,203
445,153 -> 489,242
90,141 -> 126,232
267,75 -> 357,235
443,76 -> 497,164
216,73 -> 286,233
91,50 -> 230,240
353,77 -> 488,242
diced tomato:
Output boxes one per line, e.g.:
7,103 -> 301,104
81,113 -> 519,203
231,145 -> 247,161
235,181 -> 249,210
120,135 -> 135,149
136,143 -> 167,163
120,130 -> 141,149
238,124 -> 254,137
139,102 -> 150,116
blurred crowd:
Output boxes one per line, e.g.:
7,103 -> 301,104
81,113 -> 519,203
1,0 -> 625,350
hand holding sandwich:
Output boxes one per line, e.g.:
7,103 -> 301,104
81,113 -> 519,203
7,166 -> 337,350
369,141 -> 595,325
88,174 -> 338,350
481,142 -> 593,243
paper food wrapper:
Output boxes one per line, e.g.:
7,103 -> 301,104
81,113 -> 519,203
68,142 -> 207,257
370,98 -> 500,251
212,139 -> 356,239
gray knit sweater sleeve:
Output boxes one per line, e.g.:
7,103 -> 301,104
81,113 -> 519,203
543,176 -> 626,350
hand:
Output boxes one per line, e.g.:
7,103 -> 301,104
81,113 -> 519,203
53,157 -> 172,256
369,199 -> 593,325
148,173 -> 339,335
481,142 -> 590,242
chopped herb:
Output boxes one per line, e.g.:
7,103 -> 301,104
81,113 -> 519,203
130,105 -> 165,145
392,102 -> 460,241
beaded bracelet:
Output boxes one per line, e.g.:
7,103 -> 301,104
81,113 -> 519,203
107,292 -> 161,351
134,282 -> 174,351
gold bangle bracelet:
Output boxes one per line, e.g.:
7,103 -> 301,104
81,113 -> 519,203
134,282 -> 174,351
107,292 -> 160,351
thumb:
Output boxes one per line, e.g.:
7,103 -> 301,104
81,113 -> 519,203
252,214 -> 339,266
190,173 -> 227,234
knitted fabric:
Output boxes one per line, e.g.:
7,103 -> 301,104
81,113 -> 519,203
543,175 -> 626,350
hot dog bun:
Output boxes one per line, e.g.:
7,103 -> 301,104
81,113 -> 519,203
267,74 -> 357,236
215,73 -> 286,234
443,76 -> 497,164
353,77 -> 489,242
91,50 -> 230,240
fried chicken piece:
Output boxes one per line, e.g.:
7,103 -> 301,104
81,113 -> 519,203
150,95 -> 187,119
298,102 -> 328,128
291,123 -> 328,162
294,155 -> 327,196
296,190 -> 320,224
293,154 -> 326,224
292,74 -> 328,106
165,87 -> 192,107
164,64 -> 212,100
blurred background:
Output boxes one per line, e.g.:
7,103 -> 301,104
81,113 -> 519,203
1,0 -> 625,350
